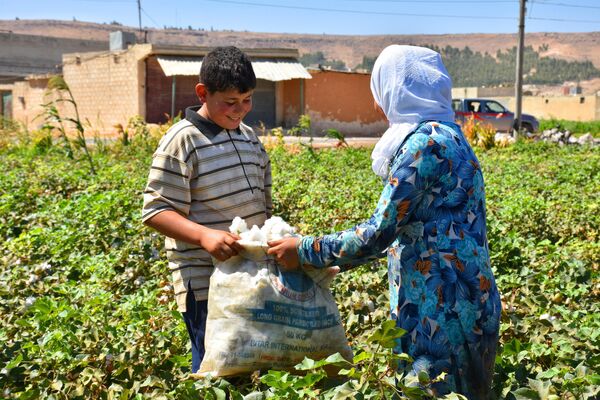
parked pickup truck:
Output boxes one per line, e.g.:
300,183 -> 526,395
452,98 -> 539,133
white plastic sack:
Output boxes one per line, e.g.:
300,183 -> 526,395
198,254 -> 352,377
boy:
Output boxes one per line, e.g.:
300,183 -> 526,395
142,46 -> 273,373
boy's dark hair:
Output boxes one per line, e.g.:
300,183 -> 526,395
200,46 -> 256,94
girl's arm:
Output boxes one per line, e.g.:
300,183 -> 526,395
291,131 -> 445,269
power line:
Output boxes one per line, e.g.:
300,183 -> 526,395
346,0 -> 517,3
529,16 -> 600,23
528,0 -> 600,23
534,0 -> 600,10
140,7 -> 161,28
203,0 -> 518,20
70,0 -> 135,3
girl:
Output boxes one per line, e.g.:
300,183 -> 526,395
268,45 -> 501,399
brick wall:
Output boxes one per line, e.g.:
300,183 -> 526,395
145,56 -> 198,124
11,77 -> 52,130
0,32 -> 106,78
281,79 -> 301,128
304,70 -> 386,137
62,49 -> 142,135
498,96 -> 599,121
453,87 -> 600,121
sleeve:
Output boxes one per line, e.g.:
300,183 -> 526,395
297,132 -> 445,269
141,134 -> 195,223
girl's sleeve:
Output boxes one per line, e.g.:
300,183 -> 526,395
297,132 -> 443,269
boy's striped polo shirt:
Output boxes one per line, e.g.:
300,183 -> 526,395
142,106 -> 272,312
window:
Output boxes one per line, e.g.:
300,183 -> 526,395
466,101 -> 480,113
485,101 -> 506,113
452,99 -> 461,111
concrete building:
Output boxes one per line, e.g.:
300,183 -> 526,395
6,41 -> 390,136
5,36 -> 598,136
55,43 -> 312,134
0,32 -> 106,84
452,87 -> 600,122
0,32 -> 106,121
304,68 -> 386,136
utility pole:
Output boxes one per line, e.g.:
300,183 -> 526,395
137,0 -> 143,38
514,0 -> 526,138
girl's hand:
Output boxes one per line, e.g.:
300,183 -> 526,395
267,237 -> 300,270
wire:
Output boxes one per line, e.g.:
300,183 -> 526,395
529,16 -> 600,23
533,0 -> 600,10
346,0 -> 516,3
140,7 -> 161,28
528,0 -> 535,19
202,0 -> 518,20
67,0 -> 135,2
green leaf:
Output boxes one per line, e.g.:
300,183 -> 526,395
352,351 -> 371,364
50,380 -> 63,391
243,392 -> 265,400
260,371 -> 292,389
512,387 -> 541,400
536,368 -> 562,379
5,353 -> 23,370
211,387 -> 227,400
367,320 -> 406,348
417,370 -> 430,385
588,374 -> 600,385
329,381 -> 356,399
293,372 -> 325,389
140,375 -> 166,389
294,353 -> 352,371
527,379 -> 551,400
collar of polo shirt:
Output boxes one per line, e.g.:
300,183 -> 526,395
185,106 -> 241,138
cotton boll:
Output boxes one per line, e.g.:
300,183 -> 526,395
271,221 -> 295,240
242,225 -> 266,243
231,216 -> 295,245
229,216 -> 248,235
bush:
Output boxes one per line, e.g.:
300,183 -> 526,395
461,115 -> 496,149
539,118 -> 600,137
0,139 -> 598,399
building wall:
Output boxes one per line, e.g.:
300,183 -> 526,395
0,32 -> 106,80
62,47 -> 145,134
453,87 -> 600,121
304,70 -> 386,136
499,96 -> 599,121
11,77 -> 51,130
281,79 -> 301,128
145,56 -> 198,124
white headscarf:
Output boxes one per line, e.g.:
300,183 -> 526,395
370,45 -> 455,178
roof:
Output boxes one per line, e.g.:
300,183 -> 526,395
156,56 -> 311,81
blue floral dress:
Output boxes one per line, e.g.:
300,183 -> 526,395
297,121 -> 501,399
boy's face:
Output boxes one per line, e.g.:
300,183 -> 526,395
195,84 -> 254,130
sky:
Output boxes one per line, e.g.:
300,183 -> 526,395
1,0 -> 599,35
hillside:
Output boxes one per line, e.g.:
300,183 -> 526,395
2,19 -> 600,93
2,19 -> 599,70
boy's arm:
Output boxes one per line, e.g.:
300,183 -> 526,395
142,136 -> 242,261
144,210 -> 242,261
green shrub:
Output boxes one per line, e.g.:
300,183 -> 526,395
0,140 -> 598,399
539,118 -> 600,136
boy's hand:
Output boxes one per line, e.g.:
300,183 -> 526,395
200,228 -> 243,261
267,237 -> 300,270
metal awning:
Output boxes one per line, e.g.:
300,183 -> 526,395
156,56 -> 311,81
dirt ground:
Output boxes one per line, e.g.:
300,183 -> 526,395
260,136 -> 379,149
